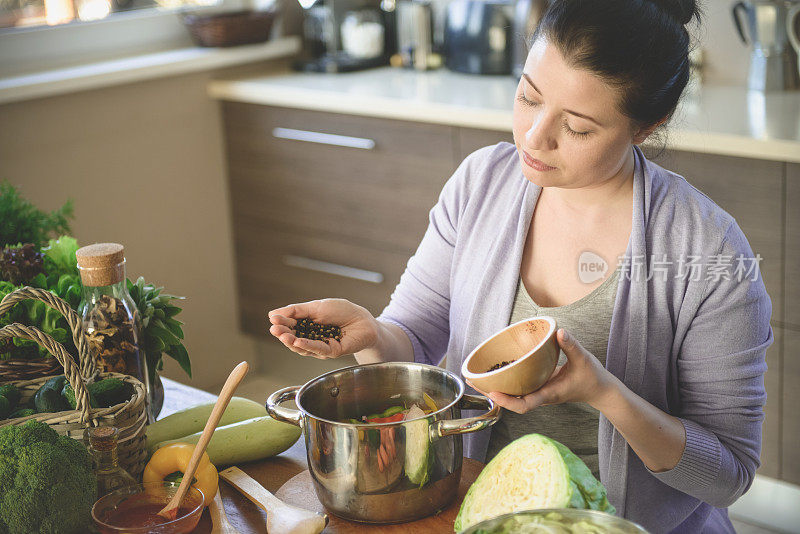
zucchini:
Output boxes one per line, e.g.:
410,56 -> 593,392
154,415 -> 301,466
146,396 -> 267,454
403,405 -> 430,486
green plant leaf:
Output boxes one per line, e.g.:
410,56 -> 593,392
149,324 -> 178,347
164,320 -> 184,340
0,182 -> 74,248
41,235 -> 79,277
166,344 -> 191,378
163,305 -> 182,318
29,272 -> 47,289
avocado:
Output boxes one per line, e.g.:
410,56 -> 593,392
32,375 -> 69,413
33,386 -> 68,413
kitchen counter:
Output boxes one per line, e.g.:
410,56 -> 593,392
207,67 -> 800,163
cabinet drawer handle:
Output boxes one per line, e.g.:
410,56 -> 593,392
272,127 -> 376,150
282,255 -> 384,284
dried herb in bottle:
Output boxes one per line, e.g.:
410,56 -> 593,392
77,244 -> 145,381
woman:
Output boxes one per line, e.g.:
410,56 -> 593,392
268,0 -> 773,531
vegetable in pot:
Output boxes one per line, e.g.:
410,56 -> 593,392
0,420 -> 97,534
454,434 -> 615,532
403,404 -> 431,486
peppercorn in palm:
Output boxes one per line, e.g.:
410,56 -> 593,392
293,318 -> 342,344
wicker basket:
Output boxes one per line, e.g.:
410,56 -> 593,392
0,289 -> 148,478
182,9 -> 277,47
0,286 -> 93,381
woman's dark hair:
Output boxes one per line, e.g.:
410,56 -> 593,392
532,0 -> 702,132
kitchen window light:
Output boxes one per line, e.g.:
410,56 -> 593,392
0,0 -> 220,30
0,0 -> 260,79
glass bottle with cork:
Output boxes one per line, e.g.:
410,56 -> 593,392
76,243 -> 148,413
84,426 -> 137,497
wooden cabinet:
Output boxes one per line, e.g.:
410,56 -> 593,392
783,328 -> 800,484
222,103 -> 458,334
457,128 -> 514,160
783,165 -> 800,484
786,164 -> 800,328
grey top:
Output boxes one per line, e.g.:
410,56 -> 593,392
377,143 -> 773,532
486,265 -> 622,478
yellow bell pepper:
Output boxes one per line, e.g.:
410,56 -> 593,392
143,442 -> 218,507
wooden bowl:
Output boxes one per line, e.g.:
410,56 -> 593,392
461,316 -> 559,396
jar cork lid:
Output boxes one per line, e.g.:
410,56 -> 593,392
86,426 -> 119,452
76,243 -> 126,287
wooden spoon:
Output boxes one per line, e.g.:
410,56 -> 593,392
158,361 -> 250,520
210,489 -> 240,534
220,466 -> 327,534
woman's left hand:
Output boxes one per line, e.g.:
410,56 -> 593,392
468,328 -> 617,414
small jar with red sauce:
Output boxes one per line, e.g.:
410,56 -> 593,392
91,481 -> 204,534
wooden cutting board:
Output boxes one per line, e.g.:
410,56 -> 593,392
274,458 -> 483,533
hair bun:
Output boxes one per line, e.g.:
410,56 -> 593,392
649,0 -> 700,26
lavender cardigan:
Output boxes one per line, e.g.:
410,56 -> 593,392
377,143 -> 773,533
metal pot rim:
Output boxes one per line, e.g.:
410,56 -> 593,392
459,508 -> 649,533
294,361 -> 466,427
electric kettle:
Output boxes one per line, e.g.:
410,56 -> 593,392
443,0 -> 513,75
732,0 -> 800,91
787,2 -> 800,77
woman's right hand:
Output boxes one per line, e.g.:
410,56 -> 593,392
268,298 -> 379,359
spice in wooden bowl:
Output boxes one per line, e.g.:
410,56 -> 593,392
487,360 -> 516,372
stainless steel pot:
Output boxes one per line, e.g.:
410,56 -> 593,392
266,361 -> 500,523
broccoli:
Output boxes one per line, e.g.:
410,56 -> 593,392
0,420 -> 97,534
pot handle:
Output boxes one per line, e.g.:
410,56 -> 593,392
434,393 -> 500,438
266,385 -> 303,427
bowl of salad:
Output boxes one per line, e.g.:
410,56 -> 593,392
458,509 -> 650,534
